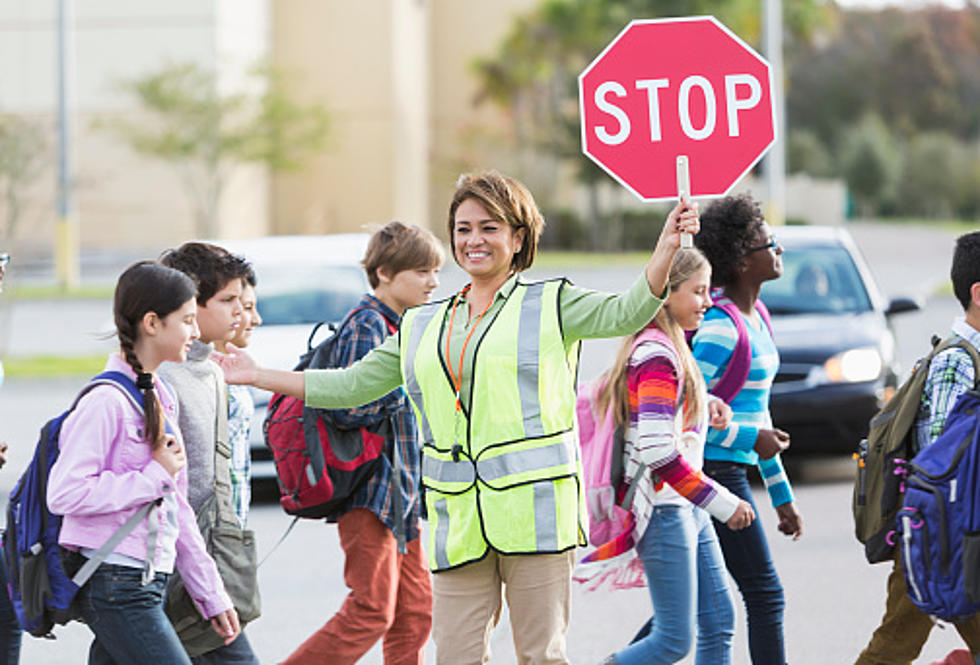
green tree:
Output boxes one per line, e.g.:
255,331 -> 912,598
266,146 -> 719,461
787,128 -> 832,177
0,114 -> 48,245
99,62 -> 328,238
839,113 -> 900,217
896,132 -> 971,219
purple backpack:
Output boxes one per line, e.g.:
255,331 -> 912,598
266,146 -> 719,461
707,294 -> 773,404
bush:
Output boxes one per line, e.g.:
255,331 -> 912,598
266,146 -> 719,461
838,113 -> 901,216
896,132 -> 971,218
788,128 -> 834,177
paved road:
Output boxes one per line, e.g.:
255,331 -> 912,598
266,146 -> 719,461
0,379 -> 968,664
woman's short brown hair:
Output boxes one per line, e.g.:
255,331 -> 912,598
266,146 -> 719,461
361,221 -> 444,289
447,170 -> 544,273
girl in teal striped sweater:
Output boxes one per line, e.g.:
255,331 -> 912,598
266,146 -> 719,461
691,193 -> 803,665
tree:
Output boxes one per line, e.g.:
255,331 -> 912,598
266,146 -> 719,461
839,114 -> 900,217
0,114 -> 48,245
99,62 -> 328,238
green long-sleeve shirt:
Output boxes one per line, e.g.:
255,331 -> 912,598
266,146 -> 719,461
305,272 -> 664,412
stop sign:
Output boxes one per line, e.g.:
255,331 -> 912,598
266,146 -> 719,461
579,16 -> 776,201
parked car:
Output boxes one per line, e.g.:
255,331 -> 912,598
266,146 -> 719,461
762,226 -> 920,455
217,234 -> 372,487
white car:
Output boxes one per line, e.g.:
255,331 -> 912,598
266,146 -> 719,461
217,234 -> 372,486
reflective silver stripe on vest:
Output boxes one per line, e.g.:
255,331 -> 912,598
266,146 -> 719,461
476,441 -> 570,483
433,498 -> 451,570
516,282 -> 545,437
404,305 -> 441,444
423,453 -> 476,485
534,482 -> 558,551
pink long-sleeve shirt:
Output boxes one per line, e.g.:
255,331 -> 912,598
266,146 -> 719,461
47,354 -> 232,620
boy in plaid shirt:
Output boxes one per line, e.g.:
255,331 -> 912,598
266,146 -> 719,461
855,231 -> 980,665
281,221 -> 443,665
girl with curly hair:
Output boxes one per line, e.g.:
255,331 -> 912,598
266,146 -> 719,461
691,193 -> 803,665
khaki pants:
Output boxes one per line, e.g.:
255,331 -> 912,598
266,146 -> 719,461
855,553 -> 980,665
431,549 -> 574,665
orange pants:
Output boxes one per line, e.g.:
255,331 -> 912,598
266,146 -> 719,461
281,508 -> 432,665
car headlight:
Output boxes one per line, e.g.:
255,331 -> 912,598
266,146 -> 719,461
823,347 -> 883,383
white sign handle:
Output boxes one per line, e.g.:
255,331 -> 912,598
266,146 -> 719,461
676,155 -> 693,248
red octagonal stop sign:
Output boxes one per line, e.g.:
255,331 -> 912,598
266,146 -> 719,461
579,16 -> 776,201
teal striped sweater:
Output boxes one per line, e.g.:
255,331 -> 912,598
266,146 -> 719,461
691,306 -> 794,507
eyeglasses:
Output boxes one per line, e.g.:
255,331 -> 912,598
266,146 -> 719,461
747,237 -> 778,253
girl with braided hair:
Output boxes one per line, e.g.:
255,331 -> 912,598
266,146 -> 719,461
48,261 -> 239,664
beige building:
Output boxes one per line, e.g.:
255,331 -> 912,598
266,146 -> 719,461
0,0 -> 538,258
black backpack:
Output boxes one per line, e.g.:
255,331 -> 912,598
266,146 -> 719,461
852,335 -> 980,563
262,306 -> 404,546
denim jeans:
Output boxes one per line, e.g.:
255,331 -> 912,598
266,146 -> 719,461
190,631 -> 260,665
78,564 -> 191,665
0,545 -> 21,664
615,504 -> 734,665
703,460 -> 786,665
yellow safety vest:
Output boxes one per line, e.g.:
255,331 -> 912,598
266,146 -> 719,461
400,279 -> 587,571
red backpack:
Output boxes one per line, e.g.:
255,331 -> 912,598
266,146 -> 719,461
263,306 -> 397,520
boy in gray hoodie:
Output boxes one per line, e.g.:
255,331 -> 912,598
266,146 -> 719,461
159,242 -> 260,665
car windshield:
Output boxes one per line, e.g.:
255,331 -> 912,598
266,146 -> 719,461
254,264 -> 366,325
760,244 -> 872,315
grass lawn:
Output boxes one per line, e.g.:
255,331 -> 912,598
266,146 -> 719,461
3,354 -> 107,378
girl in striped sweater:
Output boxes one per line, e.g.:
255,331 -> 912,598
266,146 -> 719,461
692,193 -> 804,665
598,248 -> 755,665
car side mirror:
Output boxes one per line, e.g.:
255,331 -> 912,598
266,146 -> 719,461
885,296 -> 921,317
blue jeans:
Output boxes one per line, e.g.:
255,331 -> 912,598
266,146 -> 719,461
703,460 -> 786,665
0,545 -> 21,664
78,564 -> 191,665
190,632 -> 259,665
615,504 -> 735,665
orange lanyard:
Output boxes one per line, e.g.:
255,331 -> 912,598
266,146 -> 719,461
445,285 -> 494,414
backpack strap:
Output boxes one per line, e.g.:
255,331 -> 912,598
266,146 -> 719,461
70,500 -> 160,587
305,304 -> 398,353
209,371 -> 241,529
933,336 -> 980,390
708,296 -> 772,404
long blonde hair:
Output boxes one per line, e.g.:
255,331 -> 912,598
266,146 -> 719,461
596,248 -> 709,430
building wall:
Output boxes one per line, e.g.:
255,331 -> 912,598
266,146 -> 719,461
1,0 -> 542,256
0,0 -> 270,256
270,0 -> 536,239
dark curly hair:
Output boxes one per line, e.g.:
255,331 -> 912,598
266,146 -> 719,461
951,231 -> 980,311
694,193 -> 766,288
159,242 -> 250,305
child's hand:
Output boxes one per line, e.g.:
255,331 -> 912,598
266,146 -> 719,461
707,399 -> 732,430
212,343 -> 258,385
152,435 -> 186,478
754,428 -> 790,460
725,500 -> 756,531
776,502 -> 804,540
210,608 -> 241,645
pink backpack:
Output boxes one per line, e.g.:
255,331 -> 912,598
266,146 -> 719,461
576,326 -> 674,547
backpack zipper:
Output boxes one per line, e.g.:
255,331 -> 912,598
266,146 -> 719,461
908,476 -> 950,573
